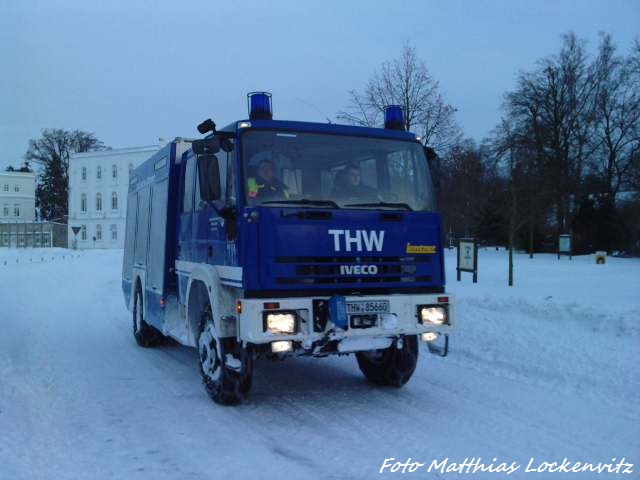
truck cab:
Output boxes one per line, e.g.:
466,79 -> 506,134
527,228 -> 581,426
122,93 -> 454,405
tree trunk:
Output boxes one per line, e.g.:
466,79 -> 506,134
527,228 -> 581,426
508,226 -> 514,287
528,217 -> 534,259
509,193 -> 516,287
508,148 -> 517,287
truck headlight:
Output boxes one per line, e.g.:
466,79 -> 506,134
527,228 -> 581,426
271,340 -> 293,353
418,305 -> 448,325
422,332 -> 439,342
263,311 -> 297,334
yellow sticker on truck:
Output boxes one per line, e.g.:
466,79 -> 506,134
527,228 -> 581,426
406,244 -> 437,254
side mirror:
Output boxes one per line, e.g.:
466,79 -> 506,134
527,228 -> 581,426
197,154 -> 221,202
193,137 -> 220,155
197,118 -> 216,135
220,137 -> 234,153
424,146 -> 437,167
424,146 -> 441,207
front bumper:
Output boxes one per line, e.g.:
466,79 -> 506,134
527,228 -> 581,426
238,293 -> 454,355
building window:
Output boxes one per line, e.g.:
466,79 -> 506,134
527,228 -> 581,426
3,184 -> 8,192
81,167 -> 87,181
96,193 -> 102,211
112,164 -> 118,179
111,224 -> 117,241
97,165 -> 102,180
14,204 -> 20,217
14,184 -> 20,192
81,193 -> 87,212
96,224 -> 102,240
111,192 -> 118,210
2,205 -> 8,217
81,225 -> 87,240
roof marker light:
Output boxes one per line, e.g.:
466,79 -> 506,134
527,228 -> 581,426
384,105 -> 405,130
247,92 -> 273,120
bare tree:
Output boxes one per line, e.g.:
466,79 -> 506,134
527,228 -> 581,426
26,129 -> 106,220
439,138 -> 496,238
338,43 -> 462,154
26,129 -> 105,175
505,33 -> 596,233
630,37 -> 640,76
590,33 -> 640,200
488,119 -> 534,285
627,38 -> 640,195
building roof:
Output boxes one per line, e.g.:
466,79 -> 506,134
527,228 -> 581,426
0,170 -> 36,178
70,144 -> 162,160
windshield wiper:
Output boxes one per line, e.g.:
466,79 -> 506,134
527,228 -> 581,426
260,199 -> 340,209
343,202 -> 413,211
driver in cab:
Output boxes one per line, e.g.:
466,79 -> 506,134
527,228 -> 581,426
247,159 -> 289,200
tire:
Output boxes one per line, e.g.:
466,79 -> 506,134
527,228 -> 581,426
356,335 -> 419,387
197,304 -> 253,405
132,285 -> 163,348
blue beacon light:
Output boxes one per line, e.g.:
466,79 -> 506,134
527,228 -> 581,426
247,92 -> 273,120
384,105 -> 405,130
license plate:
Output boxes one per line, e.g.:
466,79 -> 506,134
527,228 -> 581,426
346,300 -> 390,315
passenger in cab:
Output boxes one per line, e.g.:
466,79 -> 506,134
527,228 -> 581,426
333,163 -> 376,199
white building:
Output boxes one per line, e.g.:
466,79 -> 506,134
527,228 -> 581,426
67,144 -> 161,249
0,170 -> 36,223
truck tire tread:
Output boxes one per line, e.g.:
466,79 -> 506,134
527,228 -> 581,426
356,335 -> 419,387
198,305 -> 252,405
133,287 -> 164,348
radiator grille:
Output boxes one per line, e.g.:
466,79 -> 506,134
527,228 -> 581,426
274,256 -> 433,285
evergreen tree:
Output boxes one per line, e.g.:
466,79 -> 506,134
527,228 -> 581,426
25,129 -> 106,221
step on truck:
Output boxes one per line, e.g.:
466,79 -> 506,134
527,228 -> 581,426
122,92 -> 454,405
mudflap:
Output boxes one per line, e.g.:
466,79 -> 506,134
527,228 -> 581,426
427,334 -> 449,357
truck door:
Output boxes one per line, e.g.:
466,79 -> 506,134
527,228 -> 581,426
192,152 -> 229,265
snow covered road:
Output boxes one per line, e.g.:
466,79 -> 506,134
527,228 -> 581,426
1,249 -> 638,480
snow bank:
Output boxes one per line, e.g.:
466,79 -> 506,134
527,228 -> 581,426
0,247 -> 638,479
444,248 -> 640,404
0,247 -> 84,266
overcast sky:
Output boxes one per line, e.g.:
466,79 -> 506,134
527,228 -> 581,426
1,0 -> 638,169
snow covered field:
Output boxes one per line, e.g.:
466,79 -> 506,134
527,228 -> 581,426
1,248 -> 638,480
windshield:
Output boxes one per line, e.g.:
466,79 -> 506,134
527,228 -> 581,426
242,130 -> 435,211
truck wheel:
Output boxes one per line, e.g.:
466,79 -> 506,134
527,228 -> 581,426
355,335 -> 419,387
133,286 -> 163,347
197,304 -> 252,405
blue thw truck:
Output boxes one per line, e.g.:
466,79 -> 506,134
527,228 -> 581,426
122,92 -> 454,405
